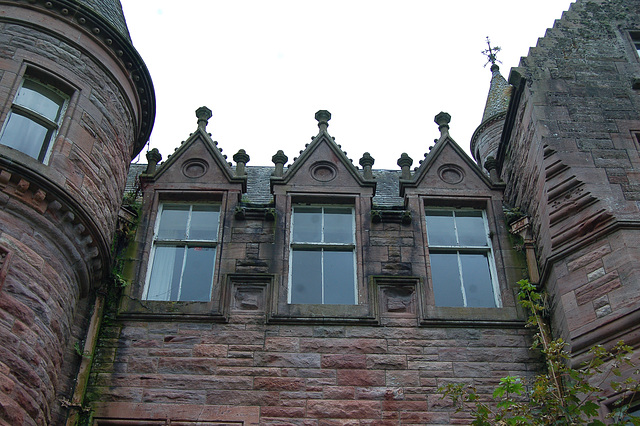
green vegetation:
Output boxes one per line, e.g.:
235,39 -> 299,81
439,279 -> 640,425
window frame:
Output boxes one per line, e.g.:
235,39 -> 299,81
630,31 -> 640,59
142,202 -> 221,302
288,204 -> 357,305
424,206 -> 502,308
0,75 -> 70,163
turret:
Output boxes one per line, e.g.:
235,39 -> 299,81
470,39 -> 512,175
0,0 -> 154,423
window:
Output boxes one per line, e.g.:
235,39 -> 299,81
289,206 -> 356,304
143,204 -> 220,301
632,32 -> 640,58
425,208 -> 499,308
0,77 -> 68,162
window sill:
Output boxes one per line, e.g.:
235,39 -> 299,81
420,305 -> 526,328
118,298 -> 227,322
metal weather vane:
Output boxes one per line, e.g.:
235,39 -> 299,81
482,37 -> 502,67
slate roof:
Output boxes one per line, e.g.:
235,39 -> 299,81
125,164 -> 405,207
73,0 -> 131,41
480,65 -> 512,123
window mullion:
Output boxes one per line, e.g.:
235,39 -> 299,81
456,251 -> 467,307
176,245 -> 188,301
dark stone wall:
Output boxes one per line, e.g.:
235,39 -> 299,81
500,0 -> 640,359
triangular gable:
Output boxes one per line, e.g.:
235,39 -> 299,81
399,133 -> 495,197
271,128 -> 375,193
148,127 -> 247,192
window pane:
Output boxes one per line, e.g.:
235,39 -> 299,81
426,211 -> 457,246
291,250 -> 322,303
292,208 -> 322,242
146,246 -> 184,301
323,208 -> 353,244
323,250 -> 356,304
189,205 -> 219,240
157,205 -> 189,240
460,253 -> 496,308
0,113 -> 49,159
430,252 -> 464,307
455,211 -> 488,246
15,80 -> 64,121
179,247 -> 216,301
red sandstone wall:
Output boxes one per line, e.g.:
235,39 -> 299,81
0,3 -> 149,424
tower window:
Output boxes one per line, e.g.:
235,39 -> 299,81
630,31 -> 640,58
289,206 -> 357,305
425,208 -> 500,308
0,77 -> 68,162
143,203 -> 220,301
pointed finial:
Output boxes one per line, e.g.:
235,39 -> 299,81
482,37 -> 502,71
315,110 -> 331,132
359,152 -> 375,179
196,106 -> 212,131
144,148 -> 162,174
434,112 -> 451,137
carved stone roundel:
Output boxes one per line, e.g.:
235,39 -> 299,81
438,164 -> 464,184
310,161 -> 337,182
182,159 -> 209,178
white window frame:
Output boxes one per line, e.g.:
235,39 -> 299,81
288,205 -> 357,305
0,77 -> 69,163
425,207 -> 501,308
143,203 -> 220,302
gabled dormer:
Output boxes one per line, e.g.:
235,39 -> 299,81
399,112 -> 499,199
270,110 -> 376,197
142,106 -> 247,194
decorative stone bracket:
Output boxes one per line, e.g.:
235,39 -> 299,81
371,209 -> 412,225
234,205 -> 276,221
509,216 -> 540,284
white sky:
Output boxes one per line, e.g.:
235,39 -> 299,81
121,1 -> 574,169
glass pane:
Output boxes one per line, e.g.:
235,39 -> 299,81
455,211 -> 488,246
146,246 -> 184,301
460,253 -> 496,308
430,252 -> 464,307
425,211 -> 456,246
324,208 -> 353,244
157,205 -> 189,240
15,80 -> 64,121
323,250 -> 356,304
0,113 -> 49,159
189,205 -> 219,240
291,250 -> 322,303
292,208 -> 322,242
180,247 -> 216,301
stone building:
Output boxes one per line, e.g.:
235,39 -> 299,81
1,0 -> 640,424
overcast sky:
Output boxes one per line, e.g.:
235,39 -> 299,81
120,1 -> 575,169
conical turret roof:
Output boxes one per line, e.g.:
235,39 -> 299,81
481,64 -> 512,123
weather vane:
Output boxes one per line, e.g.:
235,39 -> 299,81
482,37 -> 502,67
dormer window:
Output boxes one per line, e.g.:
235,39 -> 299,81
0,77 -> 68,162
289,206 -> 357,304
425,208 -> 500,308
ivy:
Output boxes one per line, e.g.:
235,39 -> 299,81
439,279 -> 640,425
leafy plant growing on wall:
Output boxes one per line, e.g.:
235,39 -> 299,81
439,279 -> 640,425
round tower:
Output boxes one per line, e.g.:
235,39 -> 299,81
470,62 -> 512,174
0,0 -> 154,423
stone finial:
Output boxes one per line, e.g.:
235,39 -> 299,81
233,149 -> 250,176
315,110 -> 331,132
196,106 -> 212,131
271,150 -> 288,177
359,152 -> 375,179
145,148 -> 162,174
484,156 -> 499,183
434,112 -> 451,137
397,153 -> 413,180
